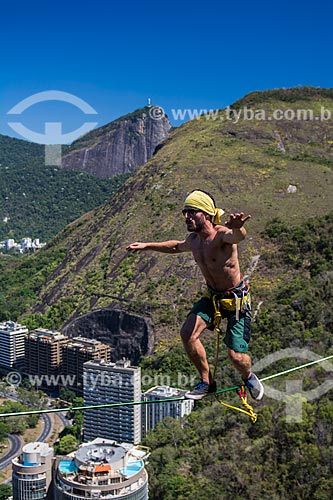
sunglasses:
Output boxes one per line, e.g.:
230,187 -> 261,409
182,208 -> 201,216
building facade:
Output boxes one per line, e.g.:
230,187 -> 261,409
84,360 -> 141,444
141,385 -> 194,438
62,337 -> 111,394
12,442 -> 53,499
53,438 -> 149,500
24,331 -> 111,394
0,321 -> 28,369
24,329 -> 68,377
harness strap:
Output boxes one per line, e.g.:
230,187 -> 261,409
237,386 -> 257,423
232,291 -> 240,320
211,289 -> 257,424
212,294 -> 223,334
214,387 -> 257,424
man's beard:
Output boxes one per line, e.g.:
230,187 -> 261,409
186,219 -> 205,232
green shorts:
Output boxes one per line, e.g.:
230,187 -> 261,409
189,296 -> 251,353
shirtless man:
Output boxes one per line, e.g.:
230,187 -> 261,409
126,190 -> 264,401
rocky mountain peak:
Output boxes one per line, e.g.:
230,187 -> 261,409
61,106 -> 171,178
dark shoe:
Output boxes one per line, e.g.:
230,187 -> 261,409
185,380 -> 216,400
243,373 -> 264,401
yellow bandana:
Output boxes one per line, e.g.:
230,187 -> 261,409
184,190 -> 224,224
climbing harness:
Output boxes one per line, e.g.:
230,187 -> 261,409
211,279 -> 258,423
209,277 -> 251,320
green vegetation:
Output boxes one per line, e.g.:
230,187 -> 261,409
0,134 -> 44,165
15,385 -> 48,409
0,400 -> 39,434
143,400 -> 333,500
0,160 -> 130,242
0,423 -> 10,443
0,484 -> 12,499
54,397 -> 84,454
57,434 -> 79,455
263,212 -> 333,276
0,246 -> 67,321
0,378 -> 47,438
3,87 -> 331,331
0,132 -> 130,241
59,387 -> 77,403
232,85 -> 333,106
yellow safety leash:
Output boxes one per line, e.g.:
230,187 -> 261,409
214,388 -> 258,424
211,294 -> 258,424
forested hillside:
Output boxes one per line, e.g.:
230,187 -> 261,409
0,87 -> 333,335
0,134 -> 130,241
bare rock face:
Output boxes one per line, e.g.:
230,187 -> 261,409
61,308 -> 154,364
61,107 -> 171,178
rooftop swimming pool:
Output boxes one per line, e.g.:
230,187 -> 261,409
59,460 -> 78,474
121,460 -> 143,477
59,459 -> 143,477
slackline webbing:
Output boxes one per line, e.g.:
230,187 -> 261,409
1,353 -> 333,418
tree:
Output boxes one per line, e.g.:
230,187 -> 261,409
0,423 -> 10,442
0,484 -> 12,499
58,434 -> 79,455
59,387 -> 76,403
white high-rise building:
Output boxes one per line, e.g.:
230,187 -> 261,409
5,239 -> 15,250
142,385 -> 194,438
54,438 -> 149,500
0,321 -> 28,369
12,442 -> 53,499
20,238 -> 32,250
83,359 -> 142,444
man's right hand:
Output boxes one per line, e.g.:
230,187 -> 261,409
126,242 -> 147,252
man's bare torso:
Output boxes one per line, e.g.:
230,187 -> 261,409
187,226 -> 241,291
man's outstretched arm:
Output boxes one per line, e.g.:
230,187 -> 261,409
126,239 -> 191,254
221,212 -> 251,244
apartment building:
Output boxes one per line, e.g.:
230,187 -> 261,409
62,336 -> 111,394
24,329 -> 68,376
142,385 -> 194,438
12,442 -> 53,499
83,360 -> 142,444
24,330 -> 110,393
54,438 -> 149,500
0,321 -> 28,369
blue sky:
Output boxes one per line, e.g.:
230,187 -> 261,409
1,0 -> 332,143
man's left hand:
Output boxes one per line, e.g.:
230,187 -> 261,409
225,212 -> 251,229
